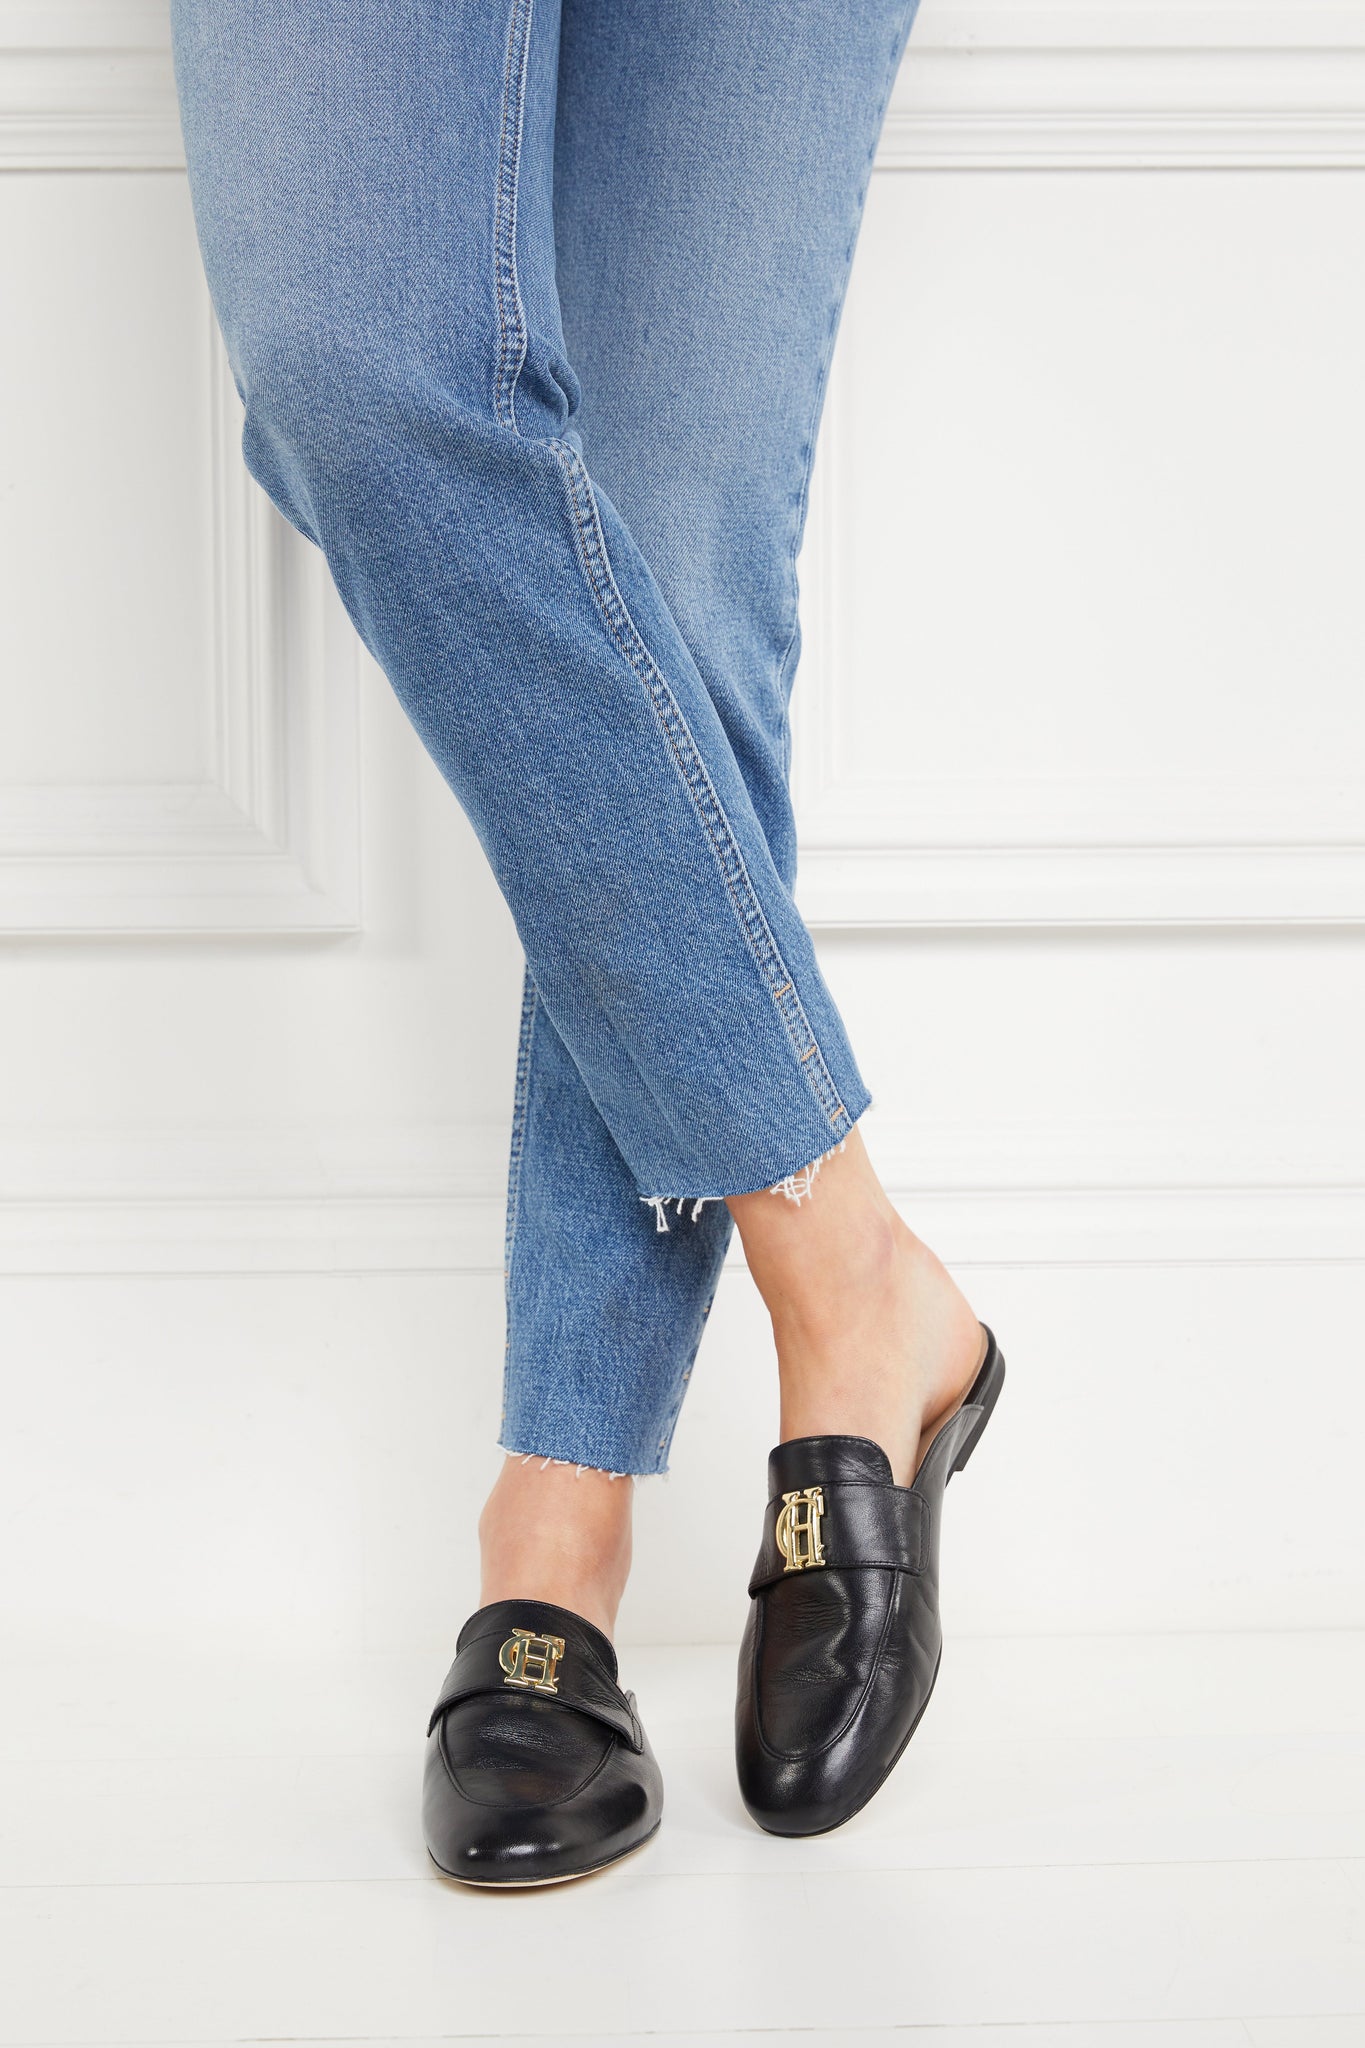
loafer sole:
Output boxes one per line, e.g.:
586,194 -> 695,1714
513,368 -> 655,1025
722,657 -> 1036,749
427,1817 -> 661,1888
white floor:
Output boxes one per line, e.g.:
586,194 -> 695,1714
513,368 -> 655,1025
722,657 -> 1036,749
2,1632 -> 1362,2048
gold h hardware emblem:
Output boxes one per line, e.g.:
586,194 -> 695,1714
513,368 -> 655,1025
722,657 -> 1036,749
498,1627 -> 566,1694
775,1486 -> 827,1573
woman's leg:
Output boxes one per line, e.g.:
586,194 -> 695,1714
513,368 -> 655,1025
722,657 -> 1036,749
484,0 -> 980,1633
171,0 -> 867,1214
728,1130 -> 985,1486
172,0 -> 978,1626
171,0 -> 883,1639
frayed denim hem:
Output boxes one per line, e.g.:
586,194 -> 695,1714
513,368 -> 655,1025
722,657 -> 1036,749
638,1104 -> 871,1231
497,1443 -> 667,1481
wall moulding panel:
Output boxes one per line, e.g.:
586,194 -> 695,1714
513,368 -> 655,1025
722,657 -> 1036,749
0,0 -> 179,169
0,0 -> 362,933
793,287 -> 1365,929
0,338 -> 361,933
791,3 -> 1365,930
886,6 -> 1365,172
5,1 -> 1365,172
5,0 -> 1364,933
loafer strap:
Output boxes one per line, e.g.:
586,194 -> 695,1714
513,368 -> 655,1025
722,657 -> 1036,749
748,1481 -> 929,1595
427,1626 -> 643,1751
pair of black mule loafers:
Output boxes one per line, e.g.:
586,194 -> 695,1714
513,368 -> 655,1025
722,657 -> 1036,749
422,1324 -> 1005,1886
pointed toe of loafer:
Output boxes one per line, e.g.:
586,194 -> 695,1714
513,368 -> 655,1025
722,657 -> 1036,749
735,1326 -> 1005,1838
423,1599 -> 663,1887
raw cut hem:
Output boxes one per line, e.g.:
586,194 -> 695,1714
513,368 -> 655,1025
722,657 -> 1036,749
639,1097 -> 872,1227
497,1443 -> 666,1481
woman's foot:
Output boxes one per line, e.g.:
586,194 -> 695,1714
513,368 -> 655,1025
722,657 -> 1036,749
421,1459 -> 653,1888
423,1595 -> 663,1885
478,1455 -> 634,1639
727,1127 -> 984,1484
735,1324 -> 1006,1835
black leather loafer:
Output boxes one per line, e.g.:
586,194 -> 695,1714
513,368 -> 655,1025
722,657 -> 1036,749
423,1597 -> 663,1886
736,1323 -> 1006,1836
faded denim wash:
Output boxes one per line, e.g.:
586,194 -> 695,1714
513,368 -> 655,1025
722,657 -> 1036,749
171,0 -> 920,1472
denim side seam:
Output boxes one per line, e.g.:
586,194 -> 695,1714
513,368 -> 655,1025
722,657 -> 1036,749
499,969 -> 539,1437
491,0 -> 850,1172
772,8 -> 923,724
548,439 -> 854,1153
492,0 -> 536,432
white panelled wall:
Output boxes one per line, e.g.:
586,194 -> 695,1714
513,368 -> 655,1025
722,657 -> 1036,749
2,0 -> 1363,1662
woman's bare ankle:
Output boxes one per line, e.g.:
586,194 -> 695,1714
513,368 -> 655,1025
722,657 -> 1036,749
727,1128 -> 984,1485
478,1457 -> 634,1640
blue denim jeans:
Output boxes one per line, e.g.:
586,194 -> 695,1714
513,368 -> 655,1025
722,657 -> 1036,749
172,0 -> 919,1473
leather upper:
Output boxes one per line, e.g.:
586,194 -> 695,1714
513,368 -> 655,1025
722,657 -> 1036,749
423,1598 -> 662,1885
735,1326 -> 1005,1837
428,1606 -> 644,1750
